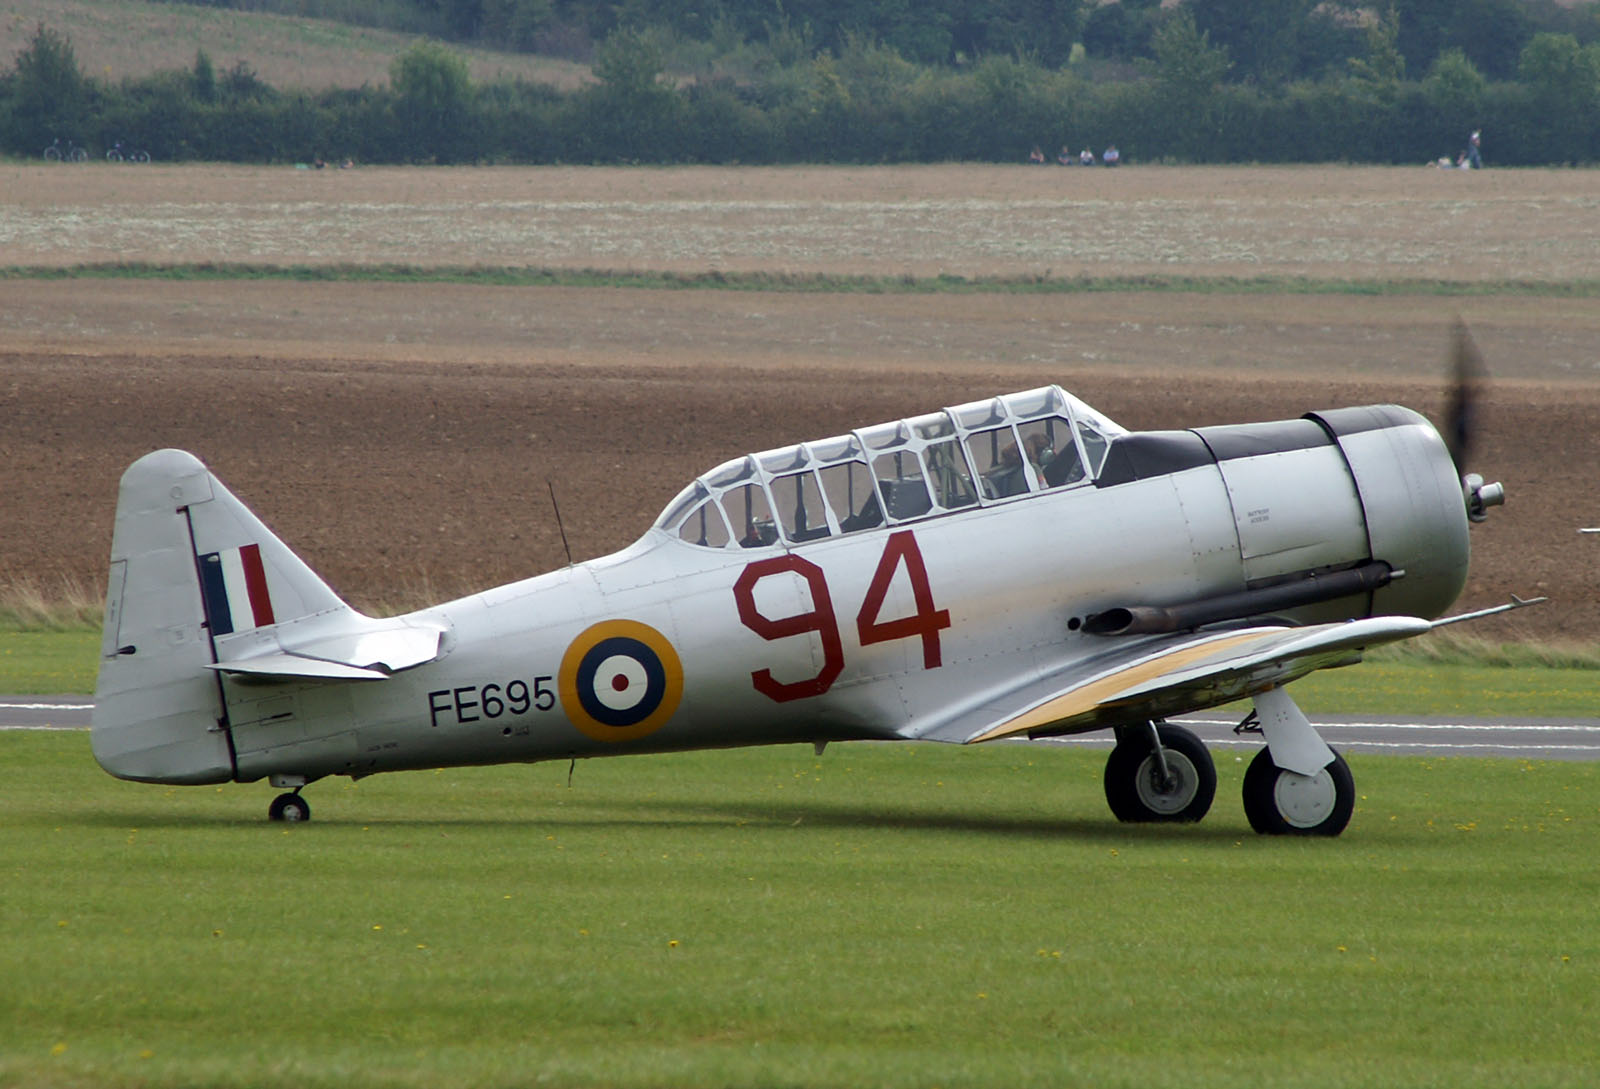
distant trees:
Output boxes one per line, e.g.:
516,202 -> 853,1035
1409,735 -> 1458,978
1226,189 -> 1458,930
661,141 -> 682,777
3,24 -> 92,151
390,39 -> 475,161
1422,49 -> 1487,137
2,5 -> 1598,166
1395,0 -> 1535,80
1138,9 -> 1230,159
1082,0 -> 1162,62
1188,0 -> 1317,84
1516,32 -> 1600,163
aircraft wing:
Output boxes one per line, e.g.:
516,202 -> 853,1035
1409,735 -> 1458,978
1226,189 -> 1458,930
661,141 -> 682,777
908,616 -> 1433,745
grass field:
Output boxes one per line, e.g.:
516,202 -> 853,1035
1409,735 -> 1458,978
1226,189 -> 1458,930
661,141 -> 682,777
9,261 -> 1600,298
3,0 -> 590,90
3,733 -> 1596,1089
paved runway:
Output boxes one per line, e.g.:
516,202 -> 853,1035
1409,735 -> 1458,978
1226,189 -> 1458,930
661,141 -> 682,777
6,696 -> 1599,760
1,696 -> 94,730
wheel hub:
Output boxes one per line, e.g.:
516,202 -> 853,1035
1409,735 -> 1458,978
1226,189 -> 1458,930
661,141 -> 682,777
1136,752 -> 1198,815
1273,767 -> 1338,828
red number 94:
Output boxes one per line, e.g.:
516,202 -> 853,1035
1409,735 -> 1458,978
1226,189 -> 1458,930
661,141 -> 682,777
733,531 -> 950,703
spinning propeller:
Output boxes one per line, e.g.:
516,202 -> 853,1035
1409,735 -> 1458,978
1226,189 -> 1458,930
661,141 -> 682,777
1445,320 -> 1504,523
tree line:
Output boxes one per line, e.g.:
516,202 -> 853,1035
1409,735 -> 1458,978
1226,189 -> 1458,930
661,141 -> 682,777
138,0 -> 1600,80
2,6 -> 1598,167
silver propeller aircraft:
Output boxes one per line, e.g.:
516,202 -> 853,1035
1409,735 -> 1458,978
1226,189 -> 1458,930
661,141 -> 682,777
93,377 -> 1525,835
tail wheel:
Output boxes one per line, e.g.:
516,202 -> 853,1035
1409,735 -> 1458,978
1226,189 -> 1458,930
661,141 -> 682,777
269,792 -> 311,823
1103,723 -> 1216,823
1242,747 -> 1354,836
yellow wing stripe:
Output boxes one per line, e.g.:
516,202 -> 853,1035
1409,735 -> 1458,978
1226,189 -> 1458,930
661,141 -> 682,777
968,630 -> 1273,744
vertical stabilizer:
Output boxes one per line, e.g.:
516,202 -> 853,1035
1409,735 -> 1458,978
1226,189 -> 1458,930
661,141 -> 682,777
92,450 -> 356,784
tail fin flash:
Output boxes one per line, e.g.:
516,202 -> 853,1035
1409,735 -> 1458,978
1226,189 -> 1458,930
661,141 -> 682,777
93,450 -> 445,784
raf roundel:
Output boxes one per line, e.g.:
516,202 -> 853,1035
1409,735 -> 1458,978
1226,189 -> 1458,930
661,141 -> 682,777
558,620 -> 684,742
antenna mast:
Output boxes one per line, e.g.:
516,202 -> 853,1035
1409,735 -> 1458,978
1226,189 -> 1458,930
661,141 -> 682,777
547,480 -> 574,566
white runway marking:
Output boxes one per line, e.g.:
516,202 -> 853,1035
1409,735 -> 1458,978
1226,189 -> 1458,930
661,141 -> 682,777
1028,715 -> 1600,760
0,701 -> 93,711
0,697 -> 94,730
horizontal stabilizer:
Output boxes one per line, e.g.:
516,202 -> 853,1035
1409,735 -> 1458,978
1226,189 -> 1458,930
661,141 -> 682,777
211,655 -> 389,680
208,616 -> 446,681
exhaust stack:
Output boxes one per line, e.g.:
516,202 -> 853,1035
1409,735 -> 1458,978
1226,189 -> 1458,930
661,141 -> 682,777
1083,562 -> 1395,637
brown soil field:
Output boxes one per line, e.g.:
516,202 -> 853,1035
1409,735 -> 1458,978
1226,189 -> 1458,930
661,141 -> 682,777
3,166 -> 1598,645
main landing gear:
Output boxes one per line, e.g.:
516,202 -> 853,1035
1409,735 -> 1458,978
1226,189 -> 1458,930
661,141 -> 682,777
1241,747 -> 1354,836
1101,699 -> 1356,835
1103,722 -> 1217,823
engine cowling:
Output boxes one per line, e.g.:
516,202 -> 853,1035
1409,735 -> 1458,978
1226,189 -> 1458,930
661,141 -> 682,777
1305,405 -> 1470,620
1085,404 -> 1473,635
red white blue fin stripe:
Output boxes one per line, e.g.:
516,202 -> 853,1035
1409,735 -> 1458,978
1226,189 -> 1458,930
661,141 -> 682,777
198,543 -> 276,636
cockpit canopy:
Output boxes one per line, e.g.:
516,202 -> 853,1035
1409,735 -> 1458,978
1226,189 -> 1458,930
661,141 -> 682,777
655,386 -> 1124,550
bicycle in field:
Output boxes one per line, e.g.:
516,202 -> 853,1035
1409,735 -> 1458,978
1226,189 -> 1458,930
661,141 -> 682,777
43,138 -> 89,162
106,141 -> 152,163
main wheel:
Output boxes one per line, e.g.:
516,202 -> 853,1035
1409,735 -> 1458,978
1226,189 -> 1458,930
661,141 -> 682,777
1103,723 -> 1216,823
268,792 -> 312,823
1241,747 -> 1354,836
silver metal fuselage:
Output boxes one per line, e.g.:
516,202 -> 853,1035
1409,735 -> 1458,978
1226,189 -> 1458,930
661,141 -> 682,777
204,405 -> 1467,785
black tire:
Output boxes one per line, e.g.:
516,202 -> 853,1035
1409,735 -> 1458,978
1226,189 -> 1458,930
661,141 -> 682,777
106,149 -> 123,162
132,150 -> 151,163
1242,747 -> 1354,836
268,792 -> 312,823
1103,723 -> 1217,823
44,146 -> 61,162
69,147 -> 87,162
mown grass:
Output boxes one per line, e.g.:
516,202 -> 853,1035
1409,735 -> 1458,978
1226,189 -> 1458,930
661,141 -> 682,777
5,262 -> 1600,297
0,629 -> 99,693
0,581 -> 104,694
2,733 -> 1596,1089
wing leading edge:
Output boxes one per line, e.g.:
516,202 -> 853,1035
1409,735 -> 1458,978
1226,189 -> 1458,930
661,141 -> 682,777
908,616 -> 1434,746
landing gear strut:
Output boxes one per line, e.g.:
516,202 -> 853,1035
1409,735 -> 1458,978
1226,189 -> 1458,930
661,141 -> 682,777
268,791 -> 311,823
1103,721 -> 1216,823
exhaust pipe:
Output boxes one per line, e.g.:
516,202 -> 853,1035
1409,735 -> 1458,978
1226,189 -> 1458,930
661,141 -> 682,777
1083,562 -> 1395,637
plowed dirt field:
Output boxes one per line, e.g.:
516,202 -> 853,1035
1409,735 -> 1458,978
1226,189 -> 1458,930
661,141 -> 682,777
3,165 -> 1597,641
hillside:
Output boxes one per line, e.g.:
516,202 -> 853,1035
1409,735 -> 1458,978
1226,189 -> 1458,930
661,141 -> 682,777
1,0 -> 590,88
